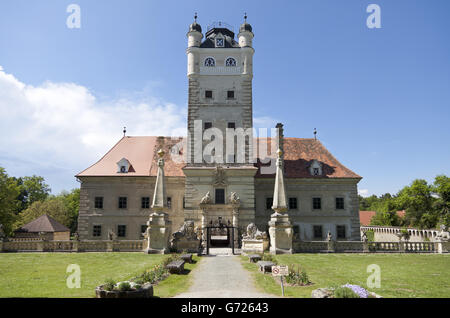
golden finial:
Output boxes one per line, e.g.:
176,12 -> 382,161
276,148 -> 283,158
157,149 -> 165,158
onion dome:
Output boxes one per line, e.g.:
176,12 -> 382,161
239,22 -> 252,33
189,21 -> 202,33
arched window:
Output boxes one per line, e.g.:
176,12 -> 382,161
225,57 -> 237,67
204,57 -> 215,67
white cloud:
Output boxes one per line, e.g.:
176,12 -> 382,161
358,189 -> 370,197
0,66 -> 186,192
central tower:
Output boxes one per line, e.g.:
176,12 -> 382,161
183,16 -> 257,241
186,17 -> 255,165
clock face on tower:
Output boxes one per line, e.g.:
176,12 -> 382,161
215,38 -> 224,47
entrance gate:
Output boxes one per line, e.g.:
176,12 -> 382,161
203,219 -> 236,255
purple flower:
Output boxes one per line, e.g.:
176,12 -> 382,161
342,284 -> 369,298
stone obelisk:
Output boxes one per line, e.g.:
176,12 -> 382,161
268,147 -> 293,254
146,149 -> 171,254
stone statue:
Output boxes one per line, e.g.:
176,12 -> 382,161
241,223 -> 269,253
73,232 -> 80,241
326,231 -> 333,242
361,231 -> 368,243
170,221 -> 200,252
242,223 -> 267,240
200,191 -> 212,204
436,225 -> 450,242
213,166 -> 226,186
230,192 -> 240,205
172,221 -> 197,241
108,229 -> 116,241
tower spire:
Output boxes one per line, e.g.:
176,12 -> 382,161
244,12 -> 247,22
194,12 -> 197,22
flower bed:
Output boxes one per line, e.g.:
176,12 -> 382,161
311,284 -> 382,298
95,254 -> 180,298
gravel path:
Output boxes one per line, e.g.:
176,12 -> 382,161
174,255 -> 276,298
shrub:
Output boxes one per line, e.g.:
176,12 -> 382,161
334,286 -> 359,298
260,253 -> 278,264
118,281 -> 131,291
285,264 -> 310,286
134,284 -> 142,290
103,279 -> 115,291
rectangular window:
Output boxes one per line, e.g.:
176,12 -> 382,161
204,122 -> 212,130
227,122 -> 236,129
289,197 -> 298,210
215,189 -> 225,204
336,197 -> 345,210
167,197 -> 172,209
312,197 -> 321,210
227,90 -> 235,99
183,197 -> 186,209
313,225 -> 323,239
266,197 -> 273,210
118,197 -> 127,209
94,197 -> 103,209
117,225 -> 126,237
337,225 -> 346,239
93,225 -> 102,237
205,90 -> 213,98
141,197 -> 150,209
141,224 -> 147,235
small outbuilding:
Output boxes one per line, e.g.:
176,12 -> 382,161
14,214 -> 71,241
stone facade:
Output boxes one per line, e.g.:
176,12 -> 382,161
76,19 -> 362,246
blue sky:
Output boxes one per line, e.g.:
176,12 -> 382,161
0,0 -> 449,196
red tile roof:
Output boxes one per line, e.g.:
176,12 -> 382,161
359,211 -> 377,226
77,136 -> 361,179
359,210 -> 407,226
16,214 -> 70,233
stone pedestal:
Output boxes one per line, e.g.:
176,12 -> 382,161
146,212 -> 171,254
36,241 -> 44,252
435,240 -> 449,254
362,241 -> 369,253
242,238 -> 269,254
268,212 -> 293,254
327,240 -> 335,253
232,206 -> 239,248
72,241 -> 79,252
106,241 -> 114,252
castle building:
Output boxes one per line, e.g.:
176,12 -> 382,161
76,17 -> 362,244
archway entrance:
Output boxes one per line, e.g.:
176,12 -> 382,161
204,217 -> 236,255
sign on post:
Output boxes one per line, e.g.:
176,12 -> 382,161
272,265 -> 288,296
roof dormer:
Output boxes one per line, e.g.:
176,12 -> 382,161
117,158 -> 131,173
309,160 -> 323,176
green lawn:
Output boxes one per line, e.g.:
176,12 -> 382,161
242,253 -> 450,298
0,252 -> 167,297
155,255 -> 201,298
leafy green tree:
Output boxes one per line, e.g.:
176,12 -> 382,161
0,168 -> 21,236
13,175 -> 51,213
58,189 -> 80,233
396,179 -> 435,228
15,198 -> 71,230
432,175 -> 450,228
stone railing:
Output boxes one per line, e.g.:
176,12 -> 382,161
360,226 -> 440,242
292,240 -> 447,253
0,240 -> 146,253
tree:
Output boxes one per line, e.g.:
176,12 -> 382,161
396,179 -> 435,228
15,198 -> 71,230
18,176 -> 51,211
58,189 -> 80,233
432,175 -> 450,228
0,167 -> 20,236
